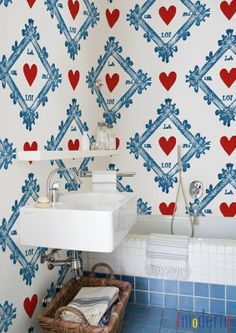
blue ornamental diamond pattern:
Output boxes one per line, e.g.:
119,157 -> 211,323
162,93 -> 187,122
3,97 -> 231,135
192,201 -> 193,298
0,174 -> 46,285
127,0 -> 210,63
127,99 -> 211,193
45,0 -> 99,60
189,163 -> 236,216
0,19 -> 61,131
87,37 -> 151,125
0,0 -> 12,6
0,301 -> 16,333
187,29 -> 236,127
0,138 -> 16,170
45,99 -> 93,189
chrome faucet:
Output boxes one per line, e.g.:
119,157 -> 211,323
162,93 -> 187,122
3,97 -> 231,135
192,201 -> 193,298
47,167 -> 80,203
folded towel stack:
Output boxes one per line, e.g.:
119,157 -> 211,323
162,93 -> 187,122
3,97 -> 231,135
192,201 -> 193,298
146,233 -> 190,280
92,170 -> 117,192
60,286 -> 119,326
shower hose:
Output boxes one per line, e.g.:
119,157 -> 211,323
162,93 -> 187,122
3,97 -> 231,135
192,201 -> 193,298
170,146 -> 194,238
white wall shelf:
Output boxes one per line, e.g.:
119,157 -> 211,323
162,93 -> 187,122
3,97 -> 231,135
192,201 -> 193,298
17,150 -> 119,161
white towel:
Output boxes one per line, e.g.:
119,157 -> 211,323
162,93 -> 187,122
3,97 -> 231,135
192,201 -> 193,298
146,233 -> 190,280
92,171 -> 117,192
61,286 -> 119,326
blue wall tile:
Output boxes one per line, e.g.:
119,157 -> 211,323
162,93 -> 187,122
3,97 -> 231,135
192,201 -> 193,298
195,283 -> 209,297
179,296 -> 193,311
122,275 -> 135,288
195,297 -> 209,313
164,294 -> 178,309
136,291 -> 148,305
210,299 -> 225,315
226,286 -> 236,301
129,290 -> 135,303
179,281 -> 193,296
164,280 -> 178,294
150,292 -> 163,307
210,284 -> 225,299
226,301 -> 236,317
149,278 -> 163,292
136,277 -> 148,291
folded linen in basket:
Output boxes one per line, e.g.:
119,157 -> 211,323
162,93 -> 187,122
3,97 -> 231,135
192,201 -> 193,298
146,233 -> 190,280
60,286 -> 119,326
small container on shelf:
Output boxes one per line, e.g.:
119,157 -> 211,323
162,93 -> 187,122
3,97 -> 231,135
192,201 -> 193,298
107,125 -> 116,150
102,122 -> 109,150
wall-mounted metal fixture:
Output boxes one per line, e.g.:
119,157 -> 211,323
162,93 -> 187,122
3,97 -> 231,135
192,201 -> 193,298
40,249 -> 82,278
189,180 -> 203,225
79,171 -> 136,178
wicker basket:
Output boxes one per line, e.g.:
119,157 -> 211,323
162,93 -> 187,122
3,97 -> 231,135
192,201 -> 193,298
39,263 -> 131,333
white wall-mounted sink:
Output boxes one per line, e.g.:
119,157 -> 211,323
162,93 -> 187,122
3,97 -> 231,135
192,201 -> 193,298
19,192 -> 136,252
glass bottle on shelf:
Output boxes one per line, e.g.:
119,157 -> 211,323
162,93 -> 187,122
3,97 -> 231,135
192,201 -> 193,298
107,124 -> 116,150
92,122 -> 104,150
102,123 -> 109,150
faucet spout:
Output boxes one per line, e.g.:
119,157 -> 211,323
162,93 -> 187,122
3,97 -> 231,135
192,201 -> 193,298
47,167 -> 80,203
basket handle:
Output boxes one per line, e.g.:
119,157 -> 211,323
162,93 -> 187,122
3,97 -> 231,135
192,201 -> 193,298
54,306 -> 88,325
90,263 -> 115,280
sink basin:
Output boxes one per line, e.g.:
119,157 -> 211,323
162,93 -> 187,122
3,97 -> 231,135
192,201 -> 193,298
19,192 -> 137,252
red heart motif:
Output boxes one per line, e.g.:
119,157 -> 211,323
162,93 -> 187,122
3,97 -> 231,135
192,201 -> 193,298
68,139 -> 80,150
68,70 -> 80,90
106,9 -> 120,28
116,137 -> 120,150
68,0 -> 80,20
23,141 -> 38,164
105,73 -> 119,93
159,136 -> 176,156
220,0 -> 236,20
23,64 -> 37,86
27,0 -> 36,8
23,295 -> 38,318
220,136 -> 236,155
220,202 -> 236,217
159,202 -> 176,215
220,68 -> 236,88
159,72 -> 177,91
159,6 -> 176,25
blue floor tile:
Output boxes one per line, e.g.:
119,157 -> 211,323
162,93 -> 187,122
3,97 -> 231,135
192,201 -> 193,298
230,317 -> 236,327
163,308 -> 178,319
124,322 -> 143,333
126,314 -> 146,325
160,328 -> 176,333
128,304 -> 148,316
123,304 -> 234,333
161,318 -> 177,329
143,325 -> 159,333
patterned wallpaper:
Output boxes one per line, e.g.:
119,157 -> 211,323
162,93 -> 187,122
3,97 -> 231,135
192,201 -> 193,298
104,0 -> 236,217
0,0 -> 236,332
